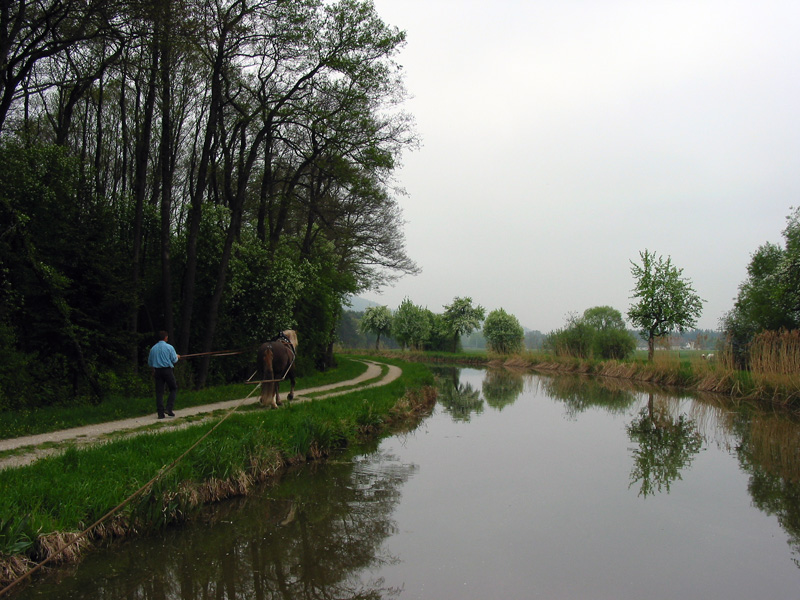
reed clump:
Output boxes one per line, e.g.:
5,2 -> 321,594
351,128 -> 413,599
749,330 -> 800,375
726,330 -> 800,404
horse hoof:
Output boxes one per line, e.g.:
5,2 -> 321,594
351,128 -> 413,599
287,393 -> 294,401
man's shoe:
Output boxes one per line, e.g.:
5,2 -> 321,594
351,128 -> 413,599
158,414 -> 166,419
166,411 -> 175,417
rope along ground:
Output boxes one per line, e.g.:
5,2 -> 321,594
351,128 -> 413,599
0,360 -> 401,470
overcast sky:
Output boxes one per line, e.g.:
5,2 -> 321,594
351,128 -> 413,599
362,0 -> 800,333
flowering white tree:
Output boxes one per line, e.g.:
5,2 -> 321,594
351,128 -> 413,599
359,305 -> 393,349
443,297 -> 485,352
392,298 -> 429,350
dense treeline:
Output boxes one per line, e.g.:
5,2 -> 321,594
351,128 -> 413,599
723,207 -> 800,367
0,0 -> 418,410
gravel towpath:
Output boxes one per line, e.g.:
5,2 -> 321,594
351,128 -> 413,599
0,359 -> 401,470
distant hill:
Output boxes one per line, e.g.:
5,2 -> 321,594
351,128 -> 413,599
344,296 -> 381,313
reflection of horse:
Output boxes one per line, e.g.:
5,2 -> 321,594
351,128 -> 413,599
257,330 -> 298,408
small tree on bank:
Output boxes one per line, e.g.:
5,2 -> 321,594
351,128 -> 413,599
359,305 -> 393,349
442,297 -> 485,352
627,250 -> 704,362
393,298 -> 430,350
483,308 -> 524,354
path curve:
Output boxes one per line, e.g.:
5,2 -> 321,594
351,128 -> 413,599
0,359 -> 401,470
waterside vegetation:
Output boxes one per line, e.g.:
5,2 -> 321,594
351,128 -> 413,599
355,330 -> 800,408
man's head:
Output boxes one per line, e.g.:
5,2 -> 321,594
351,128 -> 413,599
158,330 -> 169,341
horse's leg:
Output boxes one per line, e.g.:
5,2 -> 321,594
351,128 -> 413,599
275,382 -> 282,407
259,345 -> 278,408
287,369 -> 295,401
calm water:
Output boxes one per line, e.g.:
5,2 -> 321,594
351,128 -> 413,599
14,367 -> 800,599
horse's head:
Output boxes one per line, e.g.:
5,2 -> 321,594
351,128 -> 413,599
282,329 -> 298,349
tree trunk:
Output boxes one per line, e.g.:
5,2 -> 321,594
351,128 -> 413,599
177,31 -> 227,355
159,28 -> 174,338
128,41 -> 159,369
648,334 -> 655,362
197,123 -> 271,386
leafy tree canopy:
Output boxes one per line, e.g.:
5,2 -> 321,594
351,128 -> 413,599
392,298 -> 429,350
627,250 -> 704,362
442,297 -> 485,352
482,308 -> 524,355
722,207 -> 800,364
359,305 -> 393,350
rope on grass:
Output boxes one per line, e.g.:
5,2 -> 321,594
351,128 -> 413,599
0,382 -> 263,597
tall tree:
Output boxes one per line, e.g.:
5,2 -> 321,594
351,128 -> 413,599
627,250 -> 704,362
0,0 -> 117,133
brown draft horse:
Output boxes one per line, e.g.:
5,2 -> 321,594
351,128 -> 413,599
257,330 -> 298,408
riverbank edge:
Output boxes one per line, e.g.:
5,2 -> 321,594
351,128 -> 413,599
0,360 -> 436,591
355,349 -> 800,408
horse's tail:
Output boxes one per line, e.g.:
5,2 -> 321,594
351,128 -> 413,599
258,344 -> 275,406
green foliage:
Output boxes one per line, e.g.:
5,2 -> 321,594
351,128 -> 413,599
0,514 -> 39,556
482,308 -> 524,354
0,0 -> 418,407
594,328 -> 637,360
724,208 -> 800,364
627,402 -> 703,497
359,305 -> 393,349
628,250 -> 704,361
392,298 -> 429,350
546,307 -> 636,360
442,297 -> 485,352
0,142 -> 131,407
423,310 -> 452,352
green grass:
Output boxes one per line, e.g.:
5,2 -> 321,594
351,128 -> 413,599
0,357 -> 369,441
0,358 -> 434,563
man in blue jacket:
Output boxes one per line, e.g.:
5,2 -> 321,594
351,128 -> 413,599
147,331 -> 181,419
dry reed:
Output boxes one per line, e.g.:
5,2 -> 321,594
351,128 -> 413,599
749,330 -> 800,375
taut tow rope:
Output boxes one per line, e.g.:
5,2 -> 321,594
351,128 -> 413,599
0,382 -> 263,597
1,340 -> 297,596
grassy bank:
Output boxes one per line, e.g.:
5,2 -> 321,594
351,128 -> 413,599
0,358 -> 435,588
0,357 -> 368,441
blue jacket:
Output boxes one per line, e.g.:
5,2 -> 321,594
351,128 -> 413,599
148,340 -> 178,368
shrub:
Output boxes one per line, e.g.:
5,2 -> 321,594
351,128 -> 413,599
483,308 -> 524,354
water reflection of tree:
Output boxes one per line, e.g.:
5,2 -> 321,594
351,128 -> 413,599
23,449 -> 415,599
481,368 -> 524,410
627,394 -> 703,498
536,374 -> 637,419
731,411 -> 800,568
435,367 -> 483,421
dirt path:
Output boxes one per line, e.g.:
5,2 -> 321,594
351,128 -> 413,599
0,359 -> 401,470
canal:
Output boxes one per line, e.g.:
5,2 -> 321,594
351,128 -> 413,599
14,367 -> 800,598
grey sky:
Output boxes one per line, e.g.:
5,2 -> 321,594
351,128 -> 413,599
363,0 -> 800,333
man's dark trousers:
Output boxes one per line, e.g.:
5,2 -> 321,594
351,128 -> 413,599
154,367 -> 177,417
